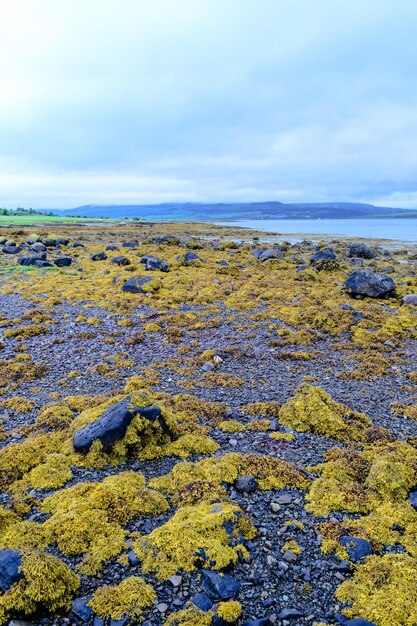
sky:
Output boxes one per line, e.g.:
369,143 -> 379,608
1,0 -> 417,209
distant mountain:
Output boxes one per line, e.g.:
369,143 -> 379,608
41,201 -> 414,220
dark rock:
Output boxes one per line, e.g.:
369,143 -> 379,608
127,550 -> 140,566
35,260 -> 53,267
348,243 -> 376,259
335,613 -> 376,626
402,293 -> 417,306
201,570 -> 240,600
235,475 -> 258,493
110,617 -> 130,626
340,536 -> 372,562
111,256 -> 131,266
31,242 -> 46,252
73,242 -> 86,248
310,248 -> 338,270
191,592 -> 213,611
184,250 -> 200,263
382,266 -> 395,274
2,245 -> 21,254
242,620 -> 271,626
345,270 -> 396,298
91,252 -> 108,261
121,276 -> 152,294
122,241 -> 137,248
141,255 -> 169,272
252,248 -> 284,262
219,260 -> 229,267
0,550 -> 23,592
93,618 -> 105,626
409,489 -> 417,510
73,395 -> 166,453
54,257 -> 72,267
106,244 -> 119,251
17,255 -> 46,266
336,560 -> 352,573
277,608 -> 304,619
70,596 -> 93,622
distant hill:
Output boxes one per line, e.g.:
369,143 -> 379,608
41,201 -> 415,220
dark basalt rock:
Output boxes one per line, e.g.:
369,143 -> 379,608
235,475 -> 258,493
201,570 -> 240,600
242,620 -> 271,626
140,255 -> 169,272
408,488 -> 417,510
0,549 -> 23,592
109,617 -> 130,626
31,242 -> 46,252
35,260 -> 54,267
345,270 -> 396,298
73,395 -> 165,454
2,245 -> 21,254
340,535 -> 372,562
191,592 -> 213,611
348,243 -> 376,259
18,254 -> 46,266
91,252 -> 108,261
335,613 -> 377,626
122,241 -> 138,248
121,276 -> 152,294
277,608 -> 304,619
252,249 -> 284,262
70,596 -> 93,622
310,248 -> 337,270
106,244 -> 119,251
54,257 -> 72,267
111,255 -> 131,266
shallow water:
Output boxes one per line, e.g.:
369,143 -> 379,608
214,218 -> 417,243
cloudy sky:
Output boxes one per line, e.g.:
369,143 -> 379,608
1,0 -> 417,208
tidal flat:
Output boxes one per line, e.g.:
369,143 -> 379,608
0,222 -> 416,626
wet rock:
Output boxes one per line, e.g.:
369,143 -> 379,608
121,276 -> 152,293
73,395 -> 165,453
402,293 -> 417,306
252,249 -> 284,262
0,550 -> 23,592
345,270 -> 396,298
201,570 -> 240,600
141,255 -> 169,272
235,475 -> 258,493
191,592 -> 213,611
54,257 -> 72,267
91,252 -> 108,261
277,607 -> 304,619
348,243 -> 376,259
70,596 -> 93,622
111,256 -> 131,266
340,536 -> 372,562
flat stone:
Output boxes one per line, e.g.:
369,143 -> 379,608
70,596 -> 93,622
277,608 -> 304,619
156,603 -> 169,613
277,494 -> 292,505
201,570 -> 240,600
402,293 -> 417,306
169,575 -> 183,587
92,618 -> 105,626
191,592 -> 213,611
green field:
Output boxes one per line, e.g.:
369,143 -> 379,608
0,214 -> 114,225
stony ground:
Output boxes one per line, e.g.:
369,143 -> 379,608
0,223 -> 416,626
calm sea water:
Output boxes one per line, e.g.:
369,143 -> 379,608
214,218 -> 417,243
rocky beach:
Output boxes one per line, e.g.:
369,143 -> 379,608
0,222 -> 416,626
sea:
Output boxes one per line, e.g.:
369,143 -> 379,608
214,218 -> 417,243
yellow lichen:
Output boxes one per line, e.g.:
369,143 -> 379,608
88,576 -> 156,620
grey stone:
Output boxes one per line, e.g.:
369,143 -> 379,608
277,608 -> 304,619
54,257 -> 72,267
91,251 -> 108,261
348,243 -> 376,259
191,592 -> 213,611
111,256 -> 131,266
0,550 -> 23,592
141,255 -> 169,272
402,293 -> 417,306
252,248 -> 284,262
70,596 -> 93,622
201,570 -> 240,600
121,276 -> 152,294
340,536 -> 372,562
235,475 -> 258,493
345,270 -> 396,298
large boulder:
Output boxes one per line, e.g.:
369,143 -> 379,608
310,248 -> 338,270
345,270 -> 396,298
0,550 -> 23,592
73,395 -> 165,454
111,256 -> 131,266
348,243 -> 376,259
91,252 -> 108,261
2,245 -> 21,254
121,276 -> 152,293
17,254 -> 46,266
252,248 -> 284,262
140,255 -> 169,272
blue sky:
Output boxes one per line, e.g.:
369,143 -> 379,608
1,0 -> 417,208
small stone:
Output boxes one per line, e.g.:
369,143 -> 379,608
191,592 -> 213,611
202,362 -> 215,372
340,536 -> 372,562
169,575 -> 183,587
201,570 -> 240,600
242,620 -> 271,626
409,489 -> 417,510
282,550 -> 298,563
156,603 -> 169,613
70,597 -> 93,622
127,550 -> 139,566
270,502 -> 281,513
277,494 -> 292,505
277,608 -> 304,619
235,475 -> 258,493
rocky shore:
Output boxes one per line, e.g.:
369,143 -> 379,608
0,223 -> 416,626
